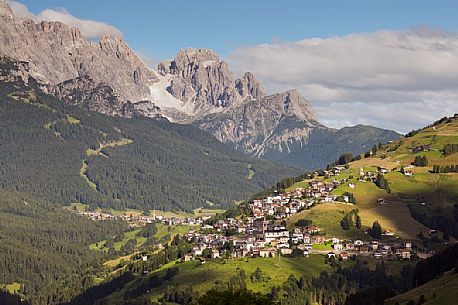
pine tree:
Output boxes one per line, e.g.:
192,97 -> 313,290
369,221 -> 382,239
355,215 -> 362,229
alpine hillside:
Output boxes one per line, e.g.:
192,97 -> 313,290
0,56 -> 300,212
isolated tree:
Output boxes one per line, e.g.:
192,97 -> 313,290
375,173 -> 390,192
372,145 -> 378,154
355,215 -> 362,229
369,221 -> 382,239
338,153 -> 353,165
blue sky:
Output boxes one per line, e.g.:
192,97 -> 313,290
8,0 -> 458,131
15,0 -> 458,61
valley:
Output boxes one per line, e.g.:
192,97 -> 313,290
0,1 -> 457,305
33,115 -> 456,305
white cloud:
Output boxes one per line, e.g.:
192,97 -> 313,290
228,28 -> 458,133
7,1 -> 123,40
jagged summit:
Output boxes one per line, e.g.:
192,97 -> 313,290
0,0 -> 157,114
154,48 -> 266,120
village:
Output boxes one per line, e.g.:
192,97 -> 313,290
75,163 -> 436,264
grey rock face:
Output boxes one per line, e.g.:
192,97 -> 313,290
235,72 -> 265,101
0,1 -> 157,107
195,89 -> 323,157
158,48 -> 264,118
51,76 -> 125,116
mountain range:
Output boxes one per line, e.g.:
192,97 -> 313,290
0,0 -> 399,169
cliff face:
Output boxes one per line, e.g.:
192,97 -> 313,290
0,1 -> 157,107
195,89 -> 322,156
155,48 -> 265,120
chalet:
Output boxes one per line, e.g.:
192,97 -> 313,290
417,250 -> 435,259
280,248 -> 293,255
291,233 -> 304,244
305,225 -> 320,234
404,170 -> 413,176
333,243 -> 343,251
383,230 -> 395,236
354,240 -> 364,246
183,254 -> 193,262
264,228 -> 290,243
211,249 -> 220,259
378,166 -> 389,174
303,235 -> 311,244
370,241 -> 379,251
399,249 -> 411,259
327,252 -> 336,258
324,182 -> 335,192
345,242 -> 355,251
237,225 -> 246,234
349,183 -> 356,189
323,196 -> 333,203
377,198 -> 387,205
357,245 -> 370,254
339,252 -> 349,261
401,167 -> 413,176
373,252 -> 382,259
411,145 -> 431,153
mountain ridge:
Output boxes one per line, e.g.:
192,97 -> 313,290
0,0 -> 400,169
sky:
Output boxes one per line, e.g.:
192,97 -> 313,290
7,0 -> 458,132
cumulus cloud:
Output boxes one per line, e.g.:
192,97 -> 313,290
228,28 -> 458,133
7,1 -> 123,40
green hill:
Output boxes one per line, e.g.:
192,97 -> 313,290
278,115 -> 458,240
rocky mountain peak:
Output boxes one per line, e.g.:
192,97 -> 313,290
155,48 -> 267,119
235,72 -> 265,101
264,89 -> 315,120
0,2 -> 157,110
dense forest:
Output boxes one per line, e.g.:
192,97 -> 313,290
0,68 -> 300,212
0,190 -> 128,304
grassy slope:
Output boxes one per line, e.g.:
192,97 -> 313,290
89,224 -> 195,253
385,270 -> 458,305
285,118 -> 458,241
101,255 -> 331,303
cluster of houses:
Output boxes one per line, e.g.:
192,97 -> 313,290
326,240 -> 435,261
74,210 -> 209,227
249,170 -> 359,219
180,222 -> 434,262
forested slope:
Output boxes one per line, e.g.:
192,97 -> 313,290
0,190 -> 128,304
0,64 -> 300,212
